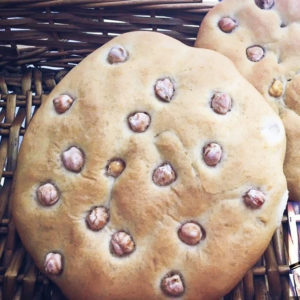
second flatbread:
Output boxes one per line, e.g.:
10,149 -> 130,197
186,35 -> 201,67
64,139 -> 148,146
196,0 -> 300,201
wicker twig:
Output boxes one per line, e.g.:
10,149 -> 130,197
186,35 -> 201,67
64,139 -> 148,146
0,0 -> 216,9
288,202 -> 300,297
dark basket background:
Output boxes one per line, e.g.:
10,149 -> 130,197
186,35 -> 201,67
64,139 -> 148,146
0,1 -> 291,299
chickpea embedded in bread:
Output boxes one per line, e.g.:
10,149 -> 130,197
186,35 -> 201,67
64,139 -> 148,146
53,95 -> 74,114
211,92 -> 232,114
107,46 -> 128,64
154,78 -> 175,102
161,273 -> 185,297
86,207 -> 109,231
246,46 -> 265,62
218,17 -> 238,33
255,0 -> 274,9
44,252 -> 63,276
243,189 -> 266,209
62,146 -> 85,173
110,231 -> 135,257
128,112 -> 151,133
152,163 -> 176,186
203,143 -> 222,167
178,222 -> 203,245
269,79 -> 283,97
37,183 -> 59,206
106,159 -> 125,178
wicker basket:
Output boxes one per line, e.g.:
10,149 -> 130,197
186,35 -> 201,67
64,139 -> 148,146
0,1 -> 292,299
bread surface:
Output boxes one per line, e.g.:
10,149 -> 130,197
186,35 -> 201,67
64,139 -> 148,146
12,31 -> 287,300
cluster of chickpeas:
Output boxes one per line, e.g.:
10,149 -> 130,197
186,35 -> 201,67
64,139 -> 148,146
217,0 -> 284,99
38,43 -> 267,297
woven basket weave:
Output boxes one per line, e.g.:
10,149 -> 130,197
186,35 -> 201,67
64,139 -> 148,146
0,1 -> 291,299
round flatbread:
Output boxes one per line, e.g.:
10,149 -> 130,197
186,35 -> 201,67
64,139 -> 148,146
196,0 -> 300,201
12,31 -> 287,300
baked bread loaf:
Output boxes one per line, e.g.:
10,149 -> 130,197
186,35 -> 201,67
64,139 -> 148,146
196,0 -> 300,201
12,31 -> 288,300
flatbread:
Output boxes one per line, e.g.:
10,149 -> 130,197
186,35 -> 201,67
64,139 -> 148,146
12,31 -> 287,300
196,0 -> 300,201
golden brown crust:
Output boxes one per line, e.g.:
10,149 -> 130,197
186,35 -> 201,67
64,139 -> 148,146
12,31 -> 287,300
196,0 -> 300,201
